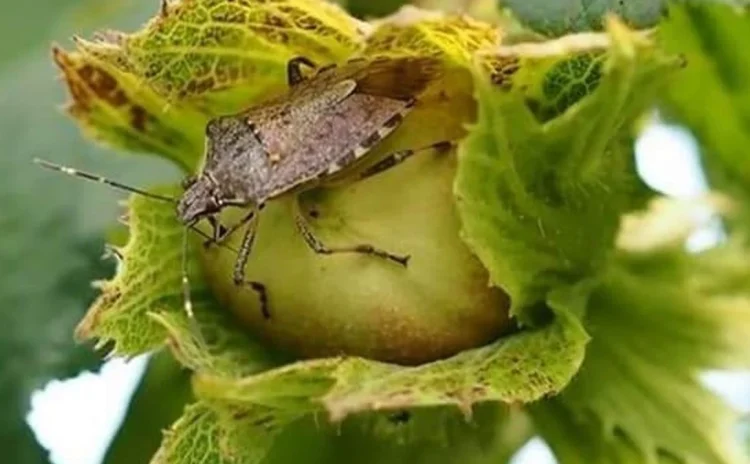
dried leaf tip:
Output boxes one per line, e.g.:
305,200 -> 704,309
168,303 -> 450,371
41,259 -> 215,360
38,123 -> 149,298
159,0 -> 170,18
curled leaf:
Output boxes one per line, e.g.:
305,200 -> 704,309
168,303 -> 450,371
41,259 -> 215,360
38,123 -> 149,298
177,312 -> 586,463
194,313 -> 586,418
455,18 -> 680,321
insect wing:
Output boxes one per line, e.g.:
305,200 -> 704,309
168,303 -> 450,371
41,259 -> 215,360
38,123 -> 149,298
317,56 -> 444,100
257,90 -> 414,199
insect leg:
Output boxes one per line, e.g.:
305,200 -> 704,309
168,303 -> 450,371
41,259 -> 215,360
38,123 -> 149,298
358,141 -> 456,181
287,56 -> 316,86
204,210 -> 256,248
203,216 -> 228,248
231,212 -> 271,319
293,197 -> 410,267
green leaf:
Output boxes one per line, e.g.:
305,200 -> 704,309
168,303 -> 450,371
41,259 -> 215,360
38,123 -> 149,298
119,0 -> 365,113
658,2 -> 750,220
103,350 -> 193,464
530,399 -> 686,464
502,0 -> 668,36
151,403 -> 233,464
530,201 -> 750,463
455,18 -> 680,321
155,402 -> 532,464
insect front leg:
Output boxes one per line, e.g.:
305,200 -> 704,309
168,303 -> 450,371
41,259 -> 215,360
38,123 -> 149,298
358,141 -> 456,181
203,210 -> 256,249
231,211 -> 271,319
293,195 -> 410,267
287,56 -> 316,86
204,216 -> 227,248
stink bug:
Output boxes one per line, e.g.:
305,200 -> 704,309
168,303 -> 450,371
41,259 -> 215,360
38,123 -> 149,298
37,55 -> 455,320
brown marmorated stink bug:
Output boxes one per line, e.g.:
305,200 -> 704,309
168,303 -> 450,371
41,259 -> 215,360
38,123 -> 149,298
36,55 -> 455,320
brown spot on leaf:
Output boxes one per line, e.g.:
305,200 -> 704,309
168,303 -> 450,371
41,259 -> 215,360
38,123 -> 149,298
184,77 -> 216,97
471,385 -> 487,396
252,415 -> 275,427
266,14 -> 288,28
53,45 -> 132,113
130,106 -> 148,132
483,55 -> 520,89
52,46 -> 92,111
78,64 -> 127,106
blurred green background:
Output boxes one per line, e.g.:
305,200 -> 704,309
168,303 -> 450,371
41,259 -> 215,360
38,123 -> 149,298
0,1 -> 184,462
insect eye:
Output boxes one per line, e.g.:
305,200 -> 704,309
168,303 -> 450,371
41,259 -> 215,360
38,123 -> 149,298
181,176 -> 197,189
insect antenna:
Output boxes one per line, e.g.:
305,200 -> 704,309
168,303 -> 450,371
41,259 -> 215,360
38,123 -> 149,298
34,158 -> 243,342
181,226 -> 196,319
36,158 -> 194,314
33,158 -> 179,203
